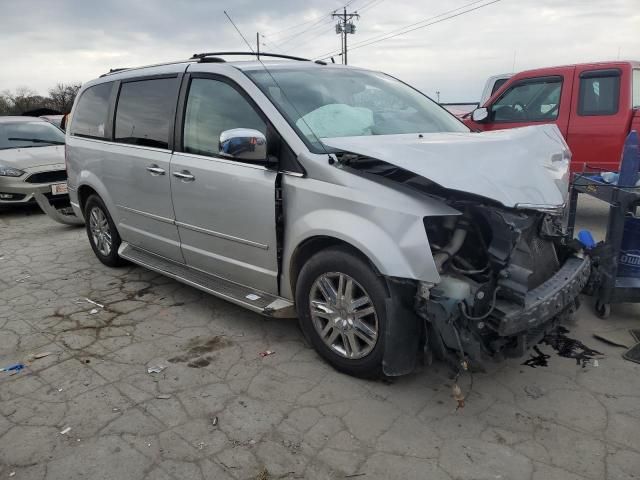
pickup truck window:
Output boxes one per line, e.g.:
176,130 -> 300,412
633,70 -> 640,108
245,67 -> 468,154
578,70 -> 620,116
491,77 -> 562,123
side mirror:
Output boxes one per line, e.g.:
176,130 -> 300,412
472,107 -> 489,123
219,128 -> 267,162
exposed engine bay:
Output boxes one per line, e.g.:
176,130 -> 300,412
338,153 -> 591,370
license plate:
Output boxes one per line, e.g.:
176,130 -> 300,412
51,183 -> 68,195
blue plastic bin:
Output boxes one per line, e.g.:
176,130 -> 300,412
618,216 -> 640,278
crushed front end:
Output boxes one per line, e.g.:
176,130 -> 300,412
415,201 -> 590,369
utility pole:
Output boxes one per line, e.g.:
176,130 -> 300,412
332,7 -> 359,65
256,32 -> 260,59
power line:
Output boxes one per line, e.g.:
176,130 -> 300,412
356,0 -> 385,14
266,1 -> 362,51
268,15 -> 334,50
314,0 -> 500,61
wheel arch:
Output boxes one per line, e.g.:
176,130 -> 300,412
288,235 -> 382,298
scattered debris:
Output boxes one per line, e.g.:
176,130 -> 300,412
60,426 -> 71,435
112,408 -> 120,412
15,274 -> 31,283
246,294 -> 261,301
0,363 -> 25,373
147,443 -> 151,447
211,416 -> 218,426
259,350 -> 275,358
593,359 -> 599,367
195,441 -> 206,450
623,343 -> 640,364
85,298 -> 104,308
452,384 -> 465,411
593,329 -> 635,349
89,308 -> 99,315
58,388 -> 63,392
9,472 -> 15,478
156,394 -> 172,399
147,365 -> 166,374
524,385 -> 544,399
32,351 -> 52,360
256,467 -> 270,480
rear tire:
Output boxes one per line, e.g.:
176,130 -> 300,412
84,194 -> 126,267
295,246 -> 389,378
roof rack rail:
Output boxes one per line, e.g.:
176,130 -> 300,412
191,52 -> 320,63
99,67 -> 130,77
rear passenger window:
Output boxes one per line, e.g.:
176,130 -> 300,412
183,78 -> 266,158
115,78 -> 178,149
70,83 -> 112,139
578,70 -> 620,116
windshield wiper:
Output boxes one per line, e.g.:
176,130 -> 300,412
7,137 -> 64,145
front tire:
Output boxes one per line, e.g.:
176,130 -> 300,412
295,247 -> 388,378
84,194 -> 126,267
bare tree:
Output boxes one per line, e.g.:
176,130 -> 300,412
48,83 -> 82,113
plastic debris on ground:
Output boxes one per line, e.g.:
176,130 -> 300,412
259,350 -> 275,358
452,384 -> 465,411
1,363 -> 25,374
156,394 -> 171,399
89,308 -> 99,315
32,351 -> 52,360
60,426 -> 71,435
211,416 -> 218,426
147,365 -> 166,374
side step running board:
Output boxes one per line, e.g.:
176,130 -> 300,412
119,243 -> 296,318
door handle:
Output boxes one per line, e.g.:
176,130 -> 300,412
146,165 -> 166,176
173,170 -> 195,182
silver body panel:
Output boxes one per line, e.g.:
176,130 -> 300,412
66,59 -> 570,307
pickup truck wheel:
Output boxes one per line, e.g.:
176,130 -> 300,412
296,247 -> 387,378
84,194 -> 126,267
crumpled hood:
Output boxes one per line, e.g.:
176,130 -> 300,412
0,145 -> 64,171
322,124 -> 571,209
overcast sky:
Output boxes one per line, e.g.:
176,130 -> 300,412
1,0 -> 638,102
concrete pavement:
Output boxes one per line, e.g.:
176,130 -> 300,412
0,198 -> 638,479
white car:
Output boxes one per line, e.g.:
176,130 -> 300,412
0,116 -> 68,208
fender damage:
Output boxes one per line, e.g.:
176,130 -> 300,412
322,125 -> 590,372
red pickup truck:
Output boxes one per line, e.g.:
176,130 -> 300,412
464,61 -> 640,172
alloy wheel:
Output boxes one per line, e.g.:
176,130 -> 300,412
89,206 -> 112,256
309,272 -> 379,359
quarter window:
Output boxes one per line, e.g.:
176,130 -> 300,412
115,78 -> 178,149
491,77 -> 562,122
183,78 -> 266,158
634,70 -> 640,109
70,83 -> 113,139
578,70 -> 620,116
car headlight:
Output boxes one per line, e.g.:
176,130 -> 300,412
0,165 -> 25,177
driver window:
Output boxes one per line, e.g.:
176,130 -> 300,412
492,78 -> 562,122
183,78 -> 267,158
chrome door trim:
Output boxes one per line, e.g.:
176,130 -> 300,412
175,221 -> 269,250
117,204 -> 175,224
174,151 -> 269,171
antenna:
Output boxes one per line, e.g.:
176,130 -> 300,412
222,11 -> 331,156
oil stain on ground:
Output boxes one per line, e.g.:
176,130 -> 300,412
523,326 -> 602,368
168,336 -> 230,368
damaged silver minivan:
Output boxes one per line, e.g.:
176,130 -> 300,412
66,53 -> 590,377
